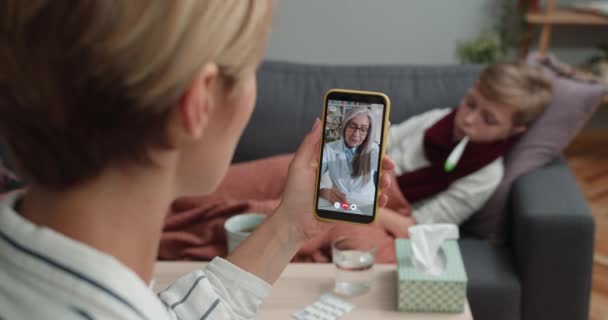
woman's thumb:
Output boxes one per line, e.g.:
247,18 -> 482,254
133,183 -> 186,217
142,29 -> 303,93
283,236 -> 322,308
292,118 -> 322,167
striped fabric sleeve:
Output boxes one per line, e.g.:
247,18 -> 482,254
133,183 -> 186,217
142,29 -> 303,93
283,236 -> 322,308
159,257 -> 272,320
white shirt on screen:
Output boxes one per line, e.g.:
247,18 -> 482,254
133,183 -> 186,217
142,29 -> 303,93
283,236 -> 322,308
319,139 -> 379,207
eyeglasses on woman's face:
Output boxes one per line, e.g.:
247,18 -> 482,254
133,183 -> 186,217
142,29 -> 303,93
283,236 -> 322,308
346,122 -> 369,135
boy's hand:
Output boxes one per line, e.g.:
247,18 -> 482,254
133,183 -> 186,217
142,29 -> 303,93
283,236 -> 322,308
378,207 -> 416,238
276,119 -> 395,242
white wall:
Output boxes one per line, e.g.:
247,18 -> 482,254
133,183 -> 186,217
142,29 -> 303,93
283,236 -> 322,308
265,0 -> 605,66
266,0 -> 495,65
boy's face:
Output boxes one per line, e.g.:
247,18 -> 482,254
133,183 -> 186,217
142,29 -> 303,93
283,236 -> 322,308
453,87 -> 526,143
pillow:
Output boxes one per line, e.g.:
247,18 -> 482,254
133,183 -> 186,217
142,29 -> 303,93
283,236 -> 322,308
462,52 -> 608,243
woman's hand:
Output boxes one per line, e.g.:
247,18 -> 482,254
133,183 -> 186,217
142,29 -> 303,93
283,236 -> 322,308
228,119 -> 395,284
276,119 -> 396,242
377,207 -> 416,238
319,188 -> 347,204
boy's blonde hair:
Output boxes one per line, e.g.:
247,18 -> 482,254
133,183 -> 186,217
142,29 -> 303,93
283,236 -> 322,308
477,62 -> 553,126
0,1 -> 273,188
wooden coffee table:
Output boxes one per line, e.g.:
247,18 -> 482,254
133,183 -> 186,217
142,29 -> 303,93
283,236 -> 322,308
153,262 -> 473,320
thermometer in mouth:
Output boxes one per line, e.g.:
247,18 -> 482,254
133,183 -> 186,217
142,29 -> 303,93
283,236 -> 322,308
444,136 -> 470,173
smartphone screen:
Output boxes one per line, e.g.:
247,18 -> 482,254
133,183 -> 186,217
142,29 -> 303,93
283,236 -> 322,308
315,90 -> 389,224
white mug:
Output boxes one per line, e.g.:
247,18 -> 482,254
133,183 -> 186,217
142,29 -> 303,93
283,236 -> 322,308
224,213 -> 265,253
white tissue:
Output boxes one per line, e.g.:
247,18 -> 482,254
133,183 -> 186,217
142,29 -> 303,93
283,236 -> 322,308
408,224 -> 459,276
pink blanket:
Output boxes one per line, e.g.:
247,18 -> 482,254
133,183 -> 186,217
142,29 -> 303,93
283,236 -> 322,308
159,154 -> 410,263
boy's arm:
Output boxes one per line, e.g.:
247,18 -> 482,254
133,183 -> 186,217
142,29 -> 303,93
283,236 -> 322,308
411,158 -> 504,225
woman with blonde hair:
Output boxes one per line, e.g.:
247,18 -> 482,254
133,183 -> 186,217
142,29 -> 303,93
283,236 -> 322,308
0,1 -> 395,319
319,107 -> 380,214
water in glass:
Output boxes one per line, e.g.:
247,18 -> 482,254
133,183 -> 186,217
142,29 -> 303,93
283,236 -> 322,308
333,249 -> 374,296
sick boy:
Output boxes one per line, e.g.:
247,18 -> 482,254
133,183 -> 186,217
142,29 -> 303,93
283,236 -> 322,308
378,63 -> 553,237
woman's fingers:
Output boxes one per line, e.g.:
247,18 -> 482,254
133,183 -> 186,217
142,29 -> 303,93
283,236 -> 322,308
381,155 -> 395,171
377,156 -> 395,191
378,194 -> 388,208
379,156 -> 395,188
379,172 -> 391,189
292,118 -> 322,169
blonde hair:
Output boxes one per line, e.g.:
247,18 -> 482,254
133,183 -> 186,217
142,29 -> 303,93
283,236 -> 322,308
0,0 -> 273,188
341,107 -> 375,185
477,62 -> 553,126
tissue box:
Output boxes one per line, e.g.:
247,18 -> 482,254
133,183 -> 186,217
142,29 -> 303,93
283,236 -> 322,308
395,239 -> 468,313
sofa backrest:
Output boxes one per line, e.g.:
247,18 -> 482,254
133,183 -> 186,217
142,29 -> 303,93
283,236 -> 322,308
234,61 -> 482,162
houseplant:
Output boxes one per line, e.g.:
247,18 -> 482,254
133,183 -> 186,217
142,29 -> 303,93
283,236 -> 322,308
456,31 -> 505,64
456,0 -> 529,64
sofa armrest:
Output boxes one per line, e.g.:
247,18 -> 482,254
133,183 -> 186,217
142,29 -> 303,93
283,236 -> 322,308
510,157 -> 594,320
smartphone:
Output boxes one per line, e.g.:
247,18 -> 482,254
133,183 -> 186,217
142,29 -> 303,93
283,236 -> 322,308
314,89 -> 390,224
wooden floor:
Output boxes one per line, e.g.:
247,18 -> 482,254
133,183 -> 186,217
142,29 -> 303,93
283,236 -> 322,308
566,134 -> 608,320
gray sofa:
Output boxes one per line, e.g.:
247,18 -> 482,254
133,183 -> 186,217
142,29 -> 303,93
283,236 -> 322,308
234,61 -> 595,320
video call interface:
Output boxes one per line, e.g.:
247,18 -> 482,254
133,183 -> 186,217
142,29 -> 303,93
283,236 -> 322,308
317,99 -> 385,217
